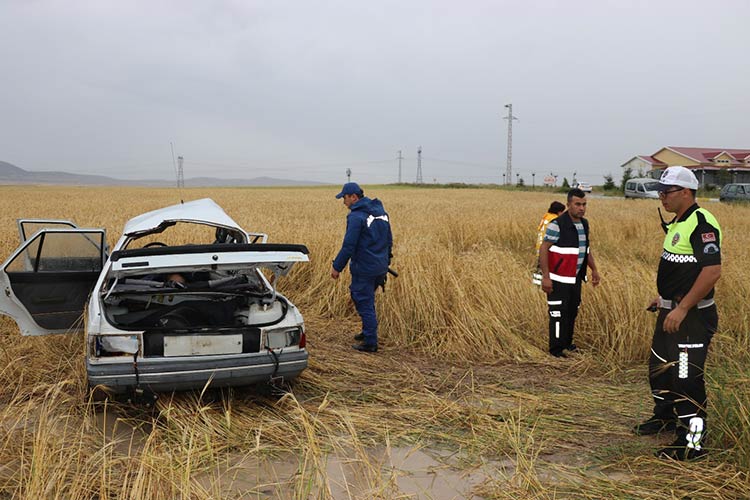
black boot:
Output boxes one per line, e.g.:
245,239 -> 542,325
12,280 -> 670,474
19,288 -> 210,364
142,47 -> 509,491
352,343 -> 377,353
656,436 -> 706,461
633,416 -> 677,436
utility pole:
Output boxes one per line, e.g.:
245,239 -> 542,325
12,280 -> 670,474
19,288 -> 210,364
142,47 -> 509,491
398,150 -> 403,183
177,156 -> 185,188
346,168 -> 352,182
532,172 -> 536,187
503,104 -> 518,185
416,146 -> 423,184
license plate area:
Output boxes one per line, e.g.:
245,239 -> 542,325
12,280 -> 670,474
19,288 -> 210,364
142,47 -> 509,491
163,334 -> 243,356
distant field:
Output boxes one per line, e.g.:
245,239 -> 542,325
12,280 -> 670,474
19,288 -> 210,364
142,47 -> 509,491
0,185 -> 748,498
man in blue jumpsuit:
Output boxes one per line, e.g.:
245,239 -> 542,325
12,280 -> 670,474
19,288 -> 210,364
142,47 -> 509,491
331,182 -> 393,353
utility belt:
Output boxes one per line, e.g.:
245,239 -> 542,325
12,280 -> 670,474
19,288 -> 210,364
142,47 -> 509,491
658,297 -> 715,310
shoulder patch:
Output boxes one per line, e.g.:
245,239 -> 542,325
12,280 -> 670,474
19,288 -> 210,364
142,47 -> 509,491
701,232 -> 716,243
704,243 -> 719,255
671,233 -> 680,246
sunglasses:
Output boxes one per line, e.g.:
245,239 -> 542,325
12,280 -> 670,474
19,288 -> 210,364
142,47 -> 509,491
658,187 -> 684,197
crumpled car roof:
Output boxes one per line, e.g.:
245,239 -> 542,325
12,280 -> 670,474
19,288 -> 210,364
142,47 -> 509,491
123,198 -> 244,236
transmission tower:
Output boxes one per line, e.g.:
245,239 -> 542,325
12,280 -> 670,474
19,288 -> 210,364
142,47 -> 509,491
177,156 -> 185,188
416,146 -> 423,184
503,104 -> 519,185
398,150 -> 403,183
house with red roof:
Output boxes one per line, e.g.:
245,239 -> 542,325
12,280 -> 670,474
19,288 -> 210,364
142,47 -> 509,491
621,146 -> 750,187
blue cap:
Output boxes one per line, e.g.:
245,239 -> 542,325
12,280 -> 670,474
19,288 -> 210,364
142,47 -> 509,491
335,182 -> 362,199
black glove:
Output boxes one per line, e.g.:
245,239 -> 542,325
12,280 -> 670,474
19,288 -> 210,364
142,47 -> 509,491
376,273 -> 388,293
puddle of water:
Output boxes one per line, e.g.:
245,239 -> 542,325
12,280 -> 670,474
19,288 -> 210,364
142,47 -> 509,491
197,446 -> 502,499
91,408 -> 506,498
94,407 -> 148,455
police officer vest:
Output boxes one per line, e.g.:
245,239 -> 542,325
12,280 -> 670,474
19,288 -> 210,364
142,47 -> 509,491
548,212 -> 589,284
659,206 -> 722,301
663,209 -> 721,257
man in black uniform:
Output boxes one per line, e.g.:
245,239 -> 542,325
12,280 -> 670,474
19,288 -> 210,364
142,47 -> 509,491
633,166 -> 722,461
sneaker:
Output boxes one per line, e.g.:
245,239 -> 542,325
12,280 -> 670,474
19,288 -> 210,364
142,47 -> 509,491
352,343 -> 378,353
353,333 -> 365,341
656,438 -> 707,461
633,417 -> 677,436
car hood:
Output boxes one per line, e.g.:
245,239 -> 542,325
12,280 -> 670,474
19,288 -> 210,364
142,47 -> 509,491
123,198 -> 244,237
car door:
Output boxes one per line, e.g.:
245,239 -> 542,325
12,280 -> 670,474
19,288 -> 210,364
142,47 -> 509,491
0,228 -> 107,335
17,219 -> 78,242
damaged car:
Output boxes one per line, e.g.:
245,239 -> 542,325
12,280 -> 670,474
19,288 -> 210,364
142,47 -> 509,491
0,198 -> 309,398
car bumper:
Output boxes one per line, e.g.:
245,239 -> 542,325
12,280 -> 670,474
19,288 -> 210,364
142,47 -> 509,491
87,350 -> 308,393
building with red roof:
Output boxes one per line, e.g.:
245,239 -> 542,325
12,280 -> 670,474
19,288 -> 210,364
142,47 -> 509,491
622,146 -> 750,187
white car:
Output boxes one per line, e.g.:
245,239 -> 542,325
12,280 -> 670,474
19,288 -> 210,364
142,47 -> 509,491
572,182 -> 592,193
0,199 -> 309,399
624,178 -> 660,199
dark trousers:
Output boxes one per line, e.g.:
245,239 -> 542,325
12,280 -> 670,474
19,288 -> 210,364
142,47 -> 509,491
350,274 -> 380,346
649,305 -> 717,437
547,281 -> 582,355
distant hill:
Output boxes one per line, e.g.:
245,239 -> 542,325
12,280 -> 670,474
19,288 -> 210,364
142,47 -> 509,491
0,160 -> 324,187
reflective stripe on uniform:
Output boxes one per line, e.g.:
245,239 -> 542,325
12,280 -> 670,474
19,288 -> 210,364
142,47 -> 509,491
687,417 -> 704,450
651,348 -> 667,363
550,245 -> 579,255
550,273 -> 576,284
366,214 -> 389,228
661,251 -> 697,264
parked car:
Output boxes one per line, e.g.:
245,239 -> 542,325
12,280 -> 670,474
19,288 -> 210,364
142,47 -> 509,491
624,178 -> 660,199
719,183 -> 750,202
0,198 -> 309,398
572,182 -> 592,193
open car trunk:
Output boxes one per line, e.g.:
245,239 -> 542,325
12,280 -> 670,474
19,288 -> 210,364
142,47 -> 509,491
100,243 -> 308,357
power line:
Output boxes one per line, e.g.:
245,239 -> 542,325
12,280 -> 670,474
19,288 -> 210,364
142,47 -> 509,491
182,158 -> 397,171
420,156 -> 498,169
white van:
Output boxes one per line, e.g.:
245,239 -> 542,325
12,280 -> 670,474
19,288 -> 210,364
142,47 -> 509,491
624,178 -> 660,199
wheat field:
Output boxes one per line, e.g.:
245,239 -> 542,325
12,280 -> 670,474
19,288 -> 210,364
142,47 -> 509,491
0,184 -> 748,499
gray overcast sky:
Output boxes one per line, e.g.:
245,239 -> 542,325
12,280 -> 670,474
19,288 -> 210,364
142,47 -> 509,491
1,0 -> 748,185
